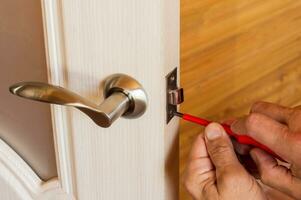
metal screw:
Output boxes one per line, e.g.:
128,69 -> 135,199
170,75 -> 175,82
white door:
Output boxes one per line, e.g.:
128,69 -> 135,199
0,0 -> 179,199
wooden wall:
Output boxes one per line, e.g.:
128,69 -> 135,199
180,0 -> 301,199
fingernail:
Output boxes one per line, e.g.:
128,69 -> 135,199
205,123 -> 223,140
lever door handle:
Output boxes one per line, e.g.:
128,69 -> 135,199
9,74 -> 148,128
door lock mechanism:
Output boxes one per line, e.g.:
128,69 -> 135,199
166,67 -> 184,123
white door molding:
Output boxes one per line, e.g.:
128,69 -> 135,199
41,0 -> 76,198
0,139 -> 68,199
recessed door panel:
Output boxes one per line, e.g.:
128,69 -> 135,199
0,0 -> 57,180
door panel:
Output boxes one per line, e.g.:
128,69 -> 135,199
0,0 -> 57,181
42,0 -> 179,199
180,0 -> 301,199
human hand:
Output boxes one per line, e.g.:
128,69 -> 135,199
231,102 -> 301,199
183,123 -> 266,200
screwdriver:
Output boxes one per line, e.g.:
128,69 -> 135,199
174,111 -> 284,161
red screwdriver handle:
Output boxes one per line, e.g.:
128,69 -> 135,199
182,114 -> 284,161
220,124 -> 283,160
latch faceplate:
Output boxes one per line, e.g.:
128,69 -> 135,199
166,67 -> 184,123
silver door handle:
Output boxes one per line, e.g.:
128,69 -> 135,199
9,74 -> 148,127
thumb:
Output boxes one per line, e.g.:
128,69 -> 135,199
205,123 -> 242,171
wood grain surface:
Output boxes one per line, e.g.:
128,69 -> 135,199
180,0 -> 301,199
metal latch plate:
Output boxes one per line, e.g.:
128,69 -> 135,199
166,67 -> 184,123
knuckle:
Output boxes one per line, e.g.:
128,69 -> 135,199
251,101 -> 266,113
209,144 -> 235,166
245,113 -> 261,131
210,143 -> 231,157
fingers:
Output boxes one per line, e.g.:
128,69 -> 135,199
205,123 -> 243,173
259,183 -> 296,200
251,102 -> 293,124
184,134 -> 218,199
231,113 -> 295,161
251,149 -> 301,199
185,124 -> 261,200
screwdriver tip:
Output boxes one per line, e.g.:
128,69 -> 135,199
173,111 -> 183,118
